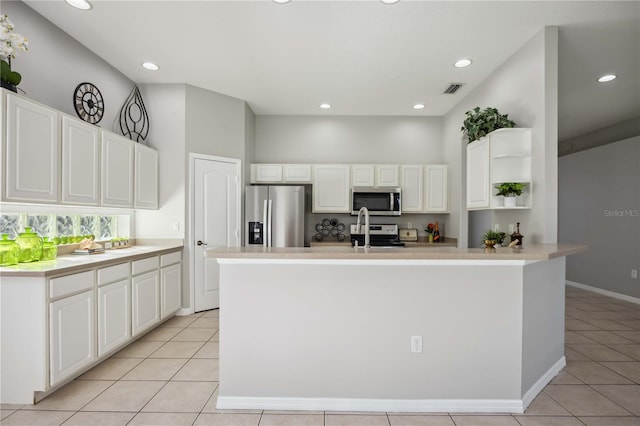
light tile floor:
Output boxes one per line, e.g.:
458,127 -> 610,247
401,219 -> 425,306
1,285 -> 639,426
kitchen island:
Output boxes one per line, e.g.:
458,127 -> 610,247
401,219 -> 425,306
207,243 -> 586,414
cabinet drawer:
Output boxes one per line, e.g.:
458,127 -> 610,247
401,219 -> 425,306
97,262 -> 130,286
160,251 -> 182,267
50,270 -> 94,299
132,256 -> 159,276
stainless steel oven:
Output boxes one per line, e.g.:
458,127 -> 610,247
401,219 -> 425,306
351,187 -> 401,216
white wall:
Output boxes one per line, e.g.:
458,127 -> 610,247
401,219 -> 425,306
135,84 -> 186,240
559,136 -> 640,298
3,1 -> 134,133
442,27 -> 558,247
255,116 -> 443,164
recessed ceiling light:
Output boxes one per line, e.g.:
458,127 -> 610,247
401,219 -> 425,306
65,0 -> 92,10
319,103 -> 332,110
413,104 -> 425,110
381,0 -> 400,4
597,74 -> 616,83
142,62 -> 159,71
273,0 -> 291,3
454,59 -> 472,68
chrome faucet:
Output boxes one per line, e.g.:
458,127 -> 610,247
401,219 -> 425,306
355,206 -> 370,248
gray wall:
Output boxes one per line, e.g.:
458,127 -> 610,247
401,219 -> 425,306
255,115 -> 443,164
559,136 -> 640,298
3,1 -> 134,132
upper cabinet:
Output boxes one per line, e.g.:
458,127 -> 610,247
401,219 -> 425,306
251,164 -> 312,184
61,116 -> 100,206
5,94 -> 59,203
134,144 -> 159,209
400,165 -> 424,213
351,164 -> 399,187
401,164 -> 449,214
1,90 -> 159,209
101,133 -> 134,208
312,164 -> 350,213
466,128 -> 532,210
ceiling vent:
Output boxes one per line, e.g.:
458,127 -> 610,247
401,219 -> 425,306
444,83 -> 464,94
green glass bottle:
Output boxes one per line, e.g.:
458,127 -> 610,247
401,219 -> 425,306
15,227 -> 43,263
0,234 -> 20,266
41,237 -> 58,261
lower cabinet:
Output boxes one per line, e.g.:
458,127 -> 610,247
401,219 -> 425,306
132,270 -> 160,337
97,279 -> 130,357
49,290 -> 96,386
161,263 -> 182,319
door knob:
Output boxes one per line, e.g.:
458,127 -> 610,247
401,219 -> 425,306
196,240 -> 207,246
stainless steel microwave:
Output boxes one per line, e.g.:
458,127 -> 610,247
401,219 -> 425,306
351,187 -> 401,216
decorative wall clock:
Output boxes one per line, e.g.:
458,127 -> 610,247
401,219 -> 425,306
73,82 -> 104,124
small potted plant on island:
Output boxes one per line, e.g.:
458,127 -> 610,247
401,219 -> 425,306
495,182 -> 526,208
481,229 -> 506,249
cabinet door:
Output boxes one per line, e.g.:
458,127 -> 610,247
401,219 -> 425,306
101,132 -> 134,207
425,164 -> 449,213
283,164 -> 312,183
466,139 -> 490,209
312,165 -> 351,213
161,263 -> 182,319
61,116 -> 100,205
351,165 -> 375,187
50,290 -> 95,386
5,94 -> 59,203
251,164 -> 283,183
134,144 -> 159,209
400,165 -> 423,213
131,270 -> 160,336
375,165 -> 399,187
98,279 -> 130,357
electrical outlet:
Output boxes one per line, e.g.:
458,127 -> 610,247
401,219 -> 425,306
172,222 -> 180,232
410,335 -> 422,353
407,222 -> 413,229
632,269 -> 638,279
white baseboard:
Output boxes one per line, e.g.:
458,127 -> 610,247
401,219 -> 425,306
217,396 -> 524,414
521,357 -> 566,411
566,280 -> 640,305
176,308 -> 194,316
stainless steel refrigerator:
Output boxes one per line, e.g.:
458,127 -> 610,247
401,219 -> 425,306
245,185 -> 305,247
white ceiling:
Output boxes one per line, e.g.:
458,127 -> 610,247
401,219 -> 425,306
24,0 -> 640,141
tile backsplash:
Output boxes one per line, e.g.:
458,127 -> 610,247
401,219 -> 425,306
0,213 -> 119,240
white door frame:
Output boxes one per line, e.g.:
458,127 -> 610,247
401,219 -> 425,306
185,152 -> 242,315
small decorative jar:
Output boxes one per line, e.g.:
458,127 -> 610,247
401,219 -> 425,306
15,227 -> 43,263
41,237 -> 58,261
0,234 -> 20,266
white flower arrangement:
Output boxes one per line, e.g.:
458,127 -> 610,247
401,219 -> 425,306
0,14 -> 28,62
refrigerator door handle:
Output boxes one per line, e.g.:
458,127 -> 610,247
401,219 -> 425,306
263,200 -> 268,248
267,199 -> 273,247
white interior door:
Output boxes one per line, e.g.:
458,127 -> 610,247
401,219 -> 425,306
193,156 -> 240,312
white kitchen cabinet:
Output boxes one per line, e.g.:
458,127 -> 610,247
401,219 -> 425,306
283,164 -> 312,183
312,164 -> 351,213
97,262 -> 131,358
5,93 -> 59,203
49,290 -> 96,386
0,91 -> 4,201
251,164 -> 283,183
134,144 -> 159,209
466,138 -> 491,209
425,165 -> 449,213
466,128 -> 532,210
375,165 -> 400,187
351,164 -> 399,187
131,256 -> 160,337
61,116 -> 100,205
101,132 -> 134,207
400,165 -> 424,213
351,164 -> 375,187
161,262 -> 182,319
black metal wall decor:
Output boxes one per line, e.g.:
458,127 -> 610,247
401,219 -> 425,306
118,85 -> 149,143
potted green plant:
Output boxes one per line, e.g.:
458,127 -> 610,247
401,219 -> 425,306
481,229 -> 506,248
0,14 -> 28,93
461,106 -> 516,144
495,182 -> 526,207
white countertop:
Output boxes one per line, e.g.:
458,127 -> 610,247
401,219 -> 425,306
0,243 -> 184,277
206,243 -> 587,261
